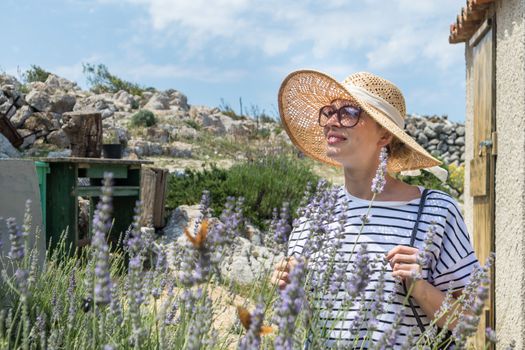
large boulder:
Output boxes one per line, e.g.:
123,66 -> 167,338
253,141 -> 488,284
0,133 -> 21,158
144,92 -> 170,110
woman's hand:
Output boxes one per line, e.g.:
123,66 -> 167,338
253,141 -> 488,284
385,245 -> 421,283
270,256 -> 298,290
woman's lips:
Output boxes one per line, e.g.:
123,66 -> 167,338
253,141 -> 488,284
327,134 -> 347,145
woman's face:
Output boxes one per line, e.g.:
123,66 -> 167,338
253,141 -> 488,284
322,99 -> 388,169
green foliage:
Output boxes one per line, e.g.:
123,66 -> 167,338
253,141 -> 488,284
219,98 -> 246,121
253,127 -> 271,139
184,119 -> 201,131
82,63 -> 147,96
24,65 -> 51,83
166,155 -> 320,229
130,109 -> 157,128
395,161 -> 464,198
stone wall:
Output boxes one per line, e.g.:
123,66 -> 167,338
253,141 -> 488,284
404,114 -> 465,166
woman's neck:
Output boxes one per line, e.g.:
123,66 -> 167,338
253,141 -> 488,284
343,167 -> 395,201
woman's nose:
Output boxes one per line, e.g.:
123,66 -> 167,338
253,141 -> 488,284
325,112 -> 341,127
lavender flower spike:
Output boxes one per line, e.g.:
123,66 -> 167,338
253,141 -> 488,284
371,146 -> 388,194
91,172 -> 114,306
274,257 -> 307,350
238,303 -> 265,350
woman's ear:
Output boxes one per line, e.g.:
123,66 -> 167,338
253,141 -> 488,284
377,129 -> 393,147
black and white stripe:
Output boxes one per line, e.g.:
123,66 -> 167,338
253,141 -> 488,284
287,185 -> 480,348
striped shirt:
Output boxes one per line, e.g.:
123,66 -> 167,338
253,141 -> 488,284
287,185 -> 480,348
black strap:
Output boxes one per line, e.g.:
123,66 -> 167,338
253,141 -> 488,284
403,188 -> 429,334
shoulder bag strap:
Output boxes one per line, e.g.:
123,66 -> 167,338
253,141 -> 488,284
403,188 -> 430,334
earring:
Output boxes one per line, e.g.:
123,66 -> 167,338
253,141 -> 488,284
371,146 -> 388,194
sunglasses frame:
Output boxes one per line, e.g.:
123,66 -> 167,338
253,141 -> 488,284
318,104 -> 362,128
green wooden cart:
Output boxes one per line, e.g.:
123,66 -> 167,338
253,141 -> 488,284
39,157 -> 153,252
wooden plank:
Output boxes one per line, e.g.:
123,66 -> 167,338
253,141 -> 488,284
470,24 -> 495,349
62,111 -> 102,158
46,162 -> 78,253
470,157 -> 488,196
140,167 -> 168,228
76,186 -> 140,197
85,164 -> 129,179
39,157 -> 153,165
140,168 -> 156,226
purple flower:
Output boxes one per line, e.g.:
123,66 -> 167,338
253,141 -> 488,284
346,244 -> 372,300
272,202 -> 292,244
486,327 -> 498,344
452,254 -> 493,346
414,221 -> 437,280
125,201 -> 144,257
185,291 -> 213,350
274,257 -> 306,350
238,303 -> 265,350
7,217 -> 24,262
91,173 -> 114,306
371,147 -> 388,194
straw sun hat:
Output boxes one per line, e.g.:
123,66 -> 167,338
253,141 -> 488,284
278,70 -> 443,174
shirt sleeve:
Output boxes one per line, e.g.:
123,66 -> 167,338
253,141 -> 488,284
431,199 -> 480,292
287,217 -> 310,258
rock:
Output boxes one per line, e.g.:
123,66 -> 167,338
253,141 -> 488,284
219,236 -> 284,285
17,129 -> 36,149
22,112 -> 55,133
0,74 -> 21,89
456,126 -> 465,136
47,149 -> 72,158
11,105 -> 33,128
25,89 -> 51,112
162,205 -> 204,241
423,126 -> 436,139
443,124 -> 453,135
433,123 -> 444,134
47,129 -> 70,148
455,137 -> 465,146
165,89 -> 189,111
164,141 -> 193,158
171,125 -> 199,140
146,127 -> 170,143
437,141 -> 448,152
45,74 -> 80,92
0,133 -> 21,158
405,123 -> 417,137
416,133 -> 428,146
144,92 -> 170,110
50,93 -> 76,114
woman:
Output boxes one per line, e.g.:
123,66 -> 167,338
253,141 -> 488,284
271,70 -> 479,347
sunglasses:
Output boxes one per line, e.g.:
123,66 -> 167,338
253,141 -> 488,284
318,104 -> 362,128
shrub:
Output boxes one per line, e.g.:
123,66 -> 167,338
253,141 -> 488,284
184,119 -> 201,130
24,65 -> 50,83
395,161 -> 464,198
166,155 -> 320,229
130,109 -> 157,128
82,63 -> 148,96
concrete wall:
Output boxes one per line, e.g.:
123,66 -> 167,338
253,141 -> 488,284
464,0 -> 525,347
494,0 -> 525,347
0,160 -> 46,271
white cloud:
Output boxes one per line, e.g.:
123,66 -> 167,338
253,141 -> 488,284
105,0 -> 462,72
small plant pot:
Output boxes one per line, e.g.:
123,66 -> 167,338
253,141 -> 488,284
102,144 -> 122,159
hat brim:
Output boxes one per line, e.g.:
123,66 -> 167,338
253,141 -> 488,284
278,69 -> 442,173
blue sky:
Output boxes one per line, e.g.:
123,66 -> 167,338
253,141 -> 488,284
1,0 -> 467,122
